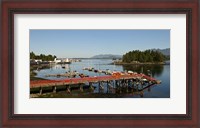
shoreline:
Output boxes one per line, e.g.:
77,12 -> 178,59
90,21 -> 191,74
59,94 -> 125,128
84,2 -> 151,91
112,62 -> 169,65
30,76 -> 47,81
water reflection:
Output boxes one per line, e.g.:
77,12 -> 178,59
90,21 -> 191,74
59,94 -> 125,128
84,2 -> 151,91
31,65 -> 51,71
30,59 -> 170,98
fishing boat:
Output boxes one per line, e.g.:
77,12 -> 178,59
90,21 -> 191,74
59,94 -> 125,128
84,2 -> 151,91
63,58 -> 71,64
56,58 -> 71,64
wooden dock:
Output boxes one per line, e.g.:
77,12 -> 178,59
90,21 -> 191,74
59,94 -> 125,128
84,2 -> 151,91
30,74 -> 160,88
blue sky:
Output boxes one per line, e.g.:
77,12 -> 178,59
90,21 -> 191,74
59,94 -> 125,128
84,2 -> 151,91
30,30 -> 170,58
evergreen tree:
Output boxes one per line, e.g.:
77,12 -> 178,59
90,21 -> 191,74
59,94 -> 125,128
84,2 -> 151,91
30,52 -> 35,59
30,52 -> 56,61
122,49 -> 168,63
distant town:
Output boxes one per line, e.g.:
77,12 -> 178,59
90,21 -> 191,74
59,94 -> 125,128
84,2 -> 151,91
30,48 -> 170,66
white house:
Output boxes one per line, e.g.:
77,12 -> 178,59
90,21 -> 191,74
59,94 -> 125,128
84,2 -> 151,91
54,58 -> 71,64
34,59 -> 42,63
54,58 -> 61,63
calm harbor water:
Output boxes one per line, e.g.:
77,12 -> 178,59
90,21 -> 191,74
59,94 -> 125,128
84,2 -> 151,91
33,59 -> 170,98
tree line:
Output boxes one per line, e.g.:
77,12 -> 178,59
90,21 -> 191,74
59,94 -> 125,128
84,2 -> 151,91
30,52 -> 57,61
122,50 -> 170,63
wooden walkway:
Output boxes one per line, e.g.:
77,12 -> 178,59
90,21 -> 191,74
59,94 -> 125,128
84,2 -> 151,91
30,73 -> 159,89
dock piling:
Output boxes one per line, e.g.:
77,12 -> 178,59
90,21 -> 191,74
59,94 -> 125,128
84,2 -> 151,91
79,84 -> 83,92
39,87 -> 42,95
52,86 -> 57,93
66,85 -> 71,93
89,82 -> 94,91
31,73 -> 160,94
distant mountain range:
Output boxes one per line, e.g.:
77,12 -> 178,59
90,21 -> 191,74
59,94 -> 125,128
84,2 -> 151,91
91,48 -> 170,59
151,48 -> 170,56
91,54 -> 122,59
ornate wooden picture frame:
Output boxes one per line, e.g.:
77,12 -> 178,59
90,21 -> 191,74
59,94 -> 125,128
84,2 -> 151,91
1,0 -> 199,127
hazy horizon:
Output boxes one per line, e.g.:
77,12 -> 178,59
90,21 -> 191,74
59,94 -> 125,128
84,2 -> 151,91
30,30 -> 170,58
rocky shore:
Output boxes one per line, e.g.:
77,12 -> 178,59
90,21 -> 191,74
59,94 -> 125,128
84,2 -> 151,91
113,61 -> 166,65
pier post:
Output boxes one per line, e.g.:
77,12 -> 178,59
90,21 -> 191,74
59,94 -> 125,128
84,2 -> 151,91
115,80 -> 118,93
136,82 -> 139,92
111,80 -> 113,88
110,80 -> 115,88
107,81 -> 109,93
39,87 -> 43,95
140,79 -> 143,85
126,80 -> 128,93
141,82 -> 144,90
80,84 -> 83,92
140,91 -> 144,97
108,81 -> 111,88
115,80 -> 118,88
131,87 -> 134,93
119,87 -> 122,94
53,86 -> 56,93
100,81 -> 104,90
130,80 -> 134,93
132,80 -> 135,88
89,82 -> 94,91
98,82 -> 100,93
112,80 -> 115,88
66,85 -> 71,93
122,79 -> 125,87
118,80 -> 122,93
132,80 -> 135,90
